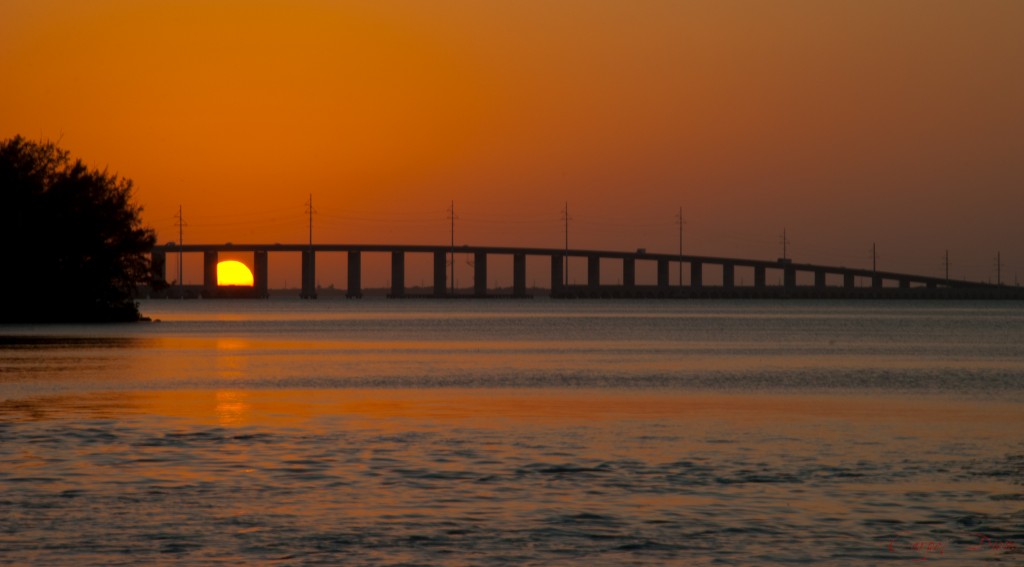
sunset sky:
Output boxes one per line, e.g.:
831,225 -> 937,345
3,1 -> 1022,287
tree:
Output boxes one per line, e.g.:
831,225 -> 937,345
0,136 -> 156,322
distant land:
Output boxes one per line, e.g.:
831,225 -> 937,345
140,284 -> 1024,301
141,285 -> 542,300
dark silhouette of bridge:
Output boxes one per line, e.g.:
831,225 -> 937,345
149,243 -> 1022,300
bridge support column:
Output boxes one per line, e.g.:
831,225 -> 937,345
588,255 -> 600,289
784,266 -> 796,288
391,251 -> 405,298
254,251 -> 269,298
301,250 -> 317,299
722,263 -> 734,288
657,259 -> 669,288
150,251 -> 166,286
814,269 -> 826,289
690,261 -> 703,289
474,252 -> 488,297
872,275 -> 883,289
513,253 -> 527,298
900,279 -> 910,289
551,255 -> 564,296
623,258 -> 635,288
203,251 -> 218,297
755,266 -> 766,288
433,251 -> 446,297
347,251 -> 362,298
844,273 -> 856,288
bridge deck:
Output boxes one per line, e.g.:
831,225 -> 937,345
148,240 -> 1019,298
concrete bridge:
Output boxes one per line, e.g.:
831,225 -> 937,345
149,243 -> 1022,300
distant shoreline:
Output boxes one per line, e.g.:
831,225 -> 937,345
138,285 -> 1024,300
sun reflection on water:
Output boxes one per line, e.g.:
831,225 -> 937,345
214,390 -> 250,426
213,339 -> 251,380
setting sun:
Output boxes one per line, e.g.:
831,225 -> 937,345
217,260 -> 254,287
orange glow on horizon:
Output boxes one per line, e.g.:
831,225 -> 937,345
2,2 -> 1022,284
217,260 -> 254,287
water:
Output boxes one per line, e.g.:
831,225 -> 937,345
1,299 -> 1022,564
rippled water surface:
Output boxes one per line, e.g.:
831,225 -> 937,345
1,300 -> 1022,564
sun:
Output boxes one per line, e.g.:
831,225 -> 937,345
217,260 -> 254,287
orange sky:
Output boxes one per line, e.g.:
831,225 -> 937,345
3,1 -> 1023,287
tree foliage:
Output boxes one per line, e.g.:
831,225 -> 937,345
0,136 -> 156,322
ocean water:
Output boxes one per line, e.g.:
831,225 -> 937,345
1,299 -> 1022,564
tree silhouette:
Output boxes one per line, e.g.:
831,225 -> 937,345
0,136 -> 156,322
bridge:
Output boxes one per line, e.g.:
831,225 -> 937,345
149,243 -> 1023,300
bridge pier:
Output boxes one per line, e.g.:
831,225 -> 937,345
900,279 -> 910,289
588,255 -> 600,289
391,251 -> 405,298
254,251 -> 269,298
150,251 -> 166,284
623,257 -> 635,288
203,251 -> 218,297
657,259 -> 669,288
814,269 -> 826,289
551,255 -> 564,295
872,275 -> 883,289
513,253 -> 527,297
471,251 -> 487,294
844,273 -> 856,289
722,263 -> 734,288
755,265 -> 766,288
301,250 -> 316,299
784,265 -> 797,288
474,252 -> 488,296
347,251 -> 362,298
690,261 -> 703,289
433,251 -> 446,297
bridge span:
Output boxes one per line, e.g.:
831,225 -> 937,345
149,243 -> 1021,300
